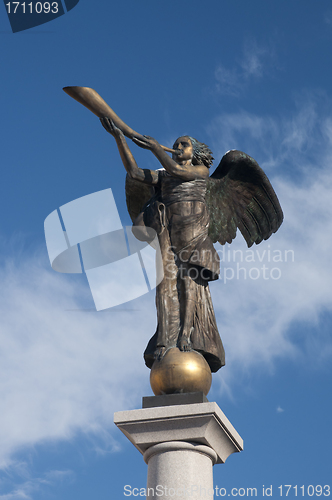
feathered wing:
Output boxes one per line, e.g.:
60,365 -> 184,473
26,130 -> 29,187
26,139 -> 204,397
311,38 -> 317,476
125,174 -> 155,222
206,150 -> 283,247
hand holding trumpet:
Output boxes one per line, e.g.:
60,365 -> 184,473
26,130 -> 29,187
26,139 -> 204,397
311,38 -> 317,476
64,86 -> 178,155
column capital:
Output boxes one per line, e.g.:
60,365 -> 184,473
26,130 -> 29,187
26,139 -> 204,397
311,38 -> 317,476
114,401 -> 243,464
143,441 -> 218,465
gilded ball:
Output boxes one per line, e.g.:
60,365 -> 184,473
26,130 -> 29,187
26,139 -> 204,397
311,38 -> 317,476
150,348 -> 212,396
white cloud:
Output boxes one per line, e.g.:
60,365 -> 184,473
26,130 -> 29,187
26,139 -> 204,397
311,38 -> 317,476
0,248 -> 155,474
240,40 -> 267,79
207,94 -> 332,390
214,40 -> 272,96
276,406 -> 284,413
0,469 -> 74,500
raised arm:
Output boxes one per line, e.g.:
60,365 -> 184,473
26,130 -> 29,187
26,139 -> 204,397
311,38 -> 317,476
132,135 -> 209,181
100,118 -> 159,185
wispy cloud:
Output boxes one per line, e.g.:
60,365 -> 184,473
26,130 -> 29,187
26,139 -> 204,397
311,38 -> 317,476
0,248 -> 154,475
215,65 -> 243,97
276,406 -> 285,413
240,41 -> 266,79
215,40 -> 272,96
207,93 -> 332,391
0,469 -> 74,500
324,10 -> 332,25
207,92 -> 328,168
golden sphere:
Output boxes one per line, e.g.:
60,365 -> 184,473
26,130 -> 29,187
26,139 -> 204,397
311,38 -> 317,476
150,348 -> 212,396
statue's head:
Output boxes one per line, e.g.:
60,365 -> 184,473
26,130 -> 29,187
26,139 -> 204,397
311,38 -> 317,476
172,136 -> 214,168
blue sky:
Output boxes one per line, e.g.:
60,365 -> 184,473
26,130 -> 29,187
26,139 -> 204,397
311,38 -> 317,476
1,1 -> 332,498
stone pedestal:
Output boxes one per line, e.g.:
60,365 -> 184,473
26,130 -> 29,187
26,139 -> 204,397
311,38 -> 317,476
114,394 -> 243,499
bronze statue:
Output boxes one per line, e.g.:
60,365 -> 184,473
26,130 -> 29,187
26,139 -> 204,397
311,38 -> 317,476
100,121 -> 283,374
63,87 -> 283,376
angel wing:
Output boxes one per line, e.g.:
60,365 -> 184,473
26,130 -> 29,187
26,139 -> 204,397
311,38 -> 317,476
206,150 -> 283,247
125,174 -> 155,222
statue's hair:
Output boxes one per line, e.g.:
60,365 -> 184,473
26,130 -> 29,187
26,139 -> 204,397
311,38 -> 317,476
186,136 -> 214,168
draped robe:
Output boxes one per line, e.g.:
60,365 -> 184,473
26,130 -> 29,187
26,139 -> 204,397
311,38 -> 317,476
138,171 -> 225,372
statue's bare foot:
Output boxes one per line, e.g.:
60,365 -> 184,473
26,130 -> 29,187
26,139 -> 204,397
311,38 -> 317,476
154,346 -> 166,360
179,337 -> 192,352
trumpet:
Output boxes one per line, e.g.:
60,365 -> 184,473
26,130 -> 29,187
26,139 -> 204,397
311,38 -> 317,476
63,86 -> 178,154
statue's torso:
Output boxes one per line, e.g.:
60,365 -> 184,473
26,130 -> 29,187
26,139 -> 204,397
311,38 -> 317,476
160,172 -> 206,204
157,171 -> 219,280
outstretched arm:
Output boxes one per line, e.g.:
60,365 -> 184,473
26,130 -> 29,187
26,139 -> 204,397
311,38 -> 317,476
133,135 -> 209,181
100,118 -> 159,185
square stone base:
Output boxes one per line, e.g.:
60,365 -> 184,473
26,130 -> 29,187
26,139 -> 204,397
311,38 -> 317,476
114,400 -> 243,464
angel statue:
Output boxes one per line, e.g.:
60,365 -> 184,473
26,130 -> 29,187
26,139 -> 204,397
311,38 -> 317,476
99,120 -> 283,373
63,87 -> 283,374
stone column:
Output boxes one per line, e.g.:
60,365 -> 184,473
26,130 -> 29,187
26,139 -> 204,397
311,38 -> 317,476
114,393 -> 243,500
144,441 -> 217,499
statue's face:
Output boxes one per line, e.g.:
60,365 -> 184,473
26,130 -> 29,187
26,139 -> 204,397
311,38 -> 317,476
172,137 -> 193,163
